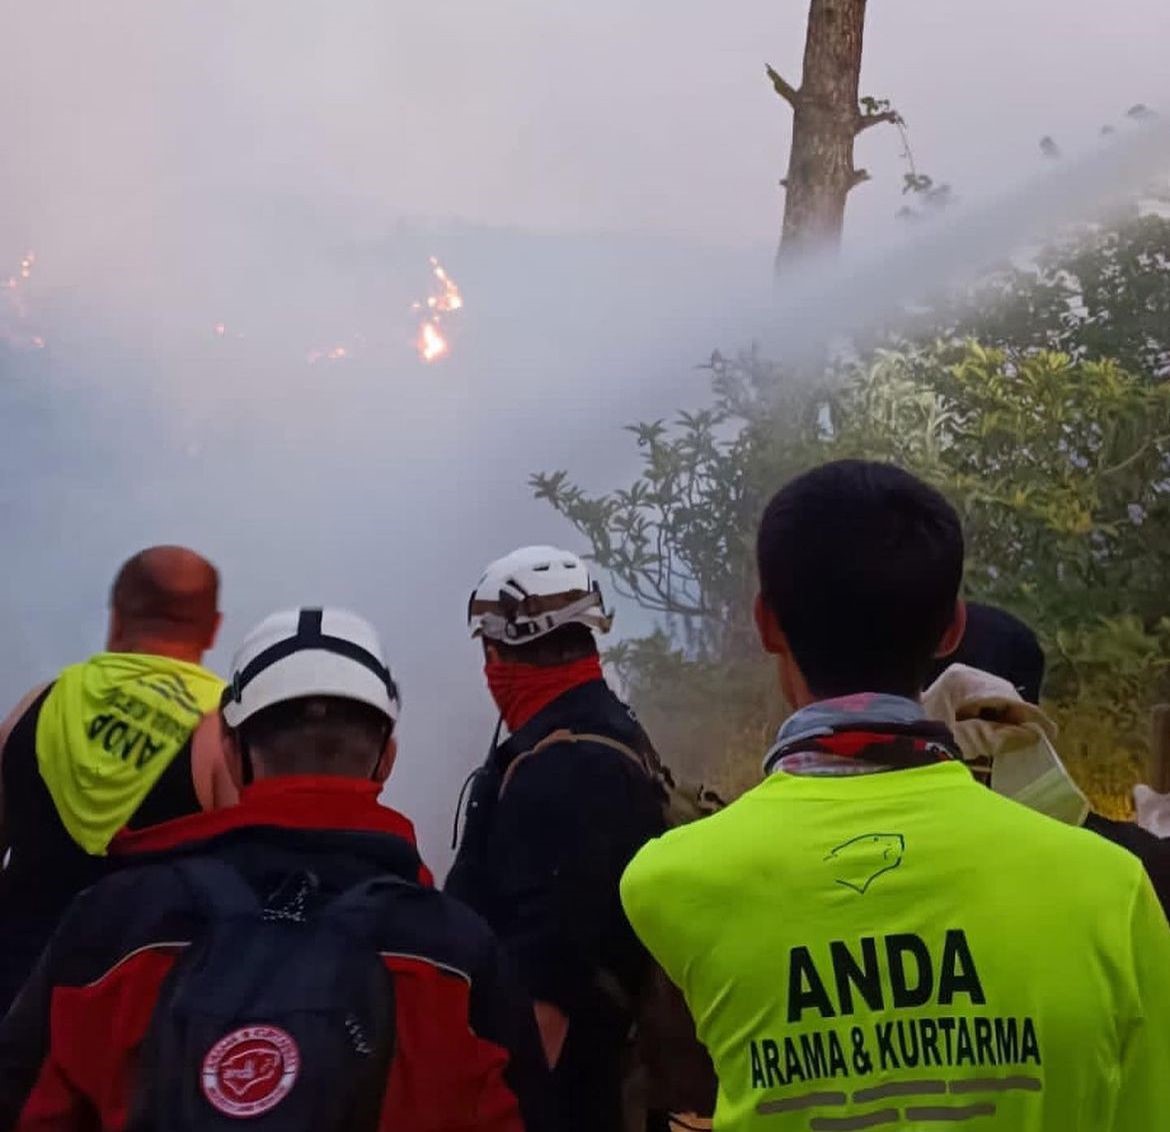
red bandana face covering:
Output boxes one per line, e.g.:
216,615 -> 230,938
484,655 -> 603,733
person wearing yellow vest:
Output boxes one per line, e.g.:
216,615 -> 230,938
620,460 -> 1170,1132
0,546 -> 228,1012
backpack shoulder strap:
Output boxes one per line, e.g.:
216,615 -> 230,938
566,732 -> 652,776
499,728 -> 651,798
170,856 -> 262,918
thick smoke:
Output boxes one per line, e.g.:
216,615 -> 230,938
2,2 -> 1168,872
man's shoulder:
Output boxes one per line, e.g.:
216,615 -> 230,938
505,724 -> 658,802
38,861 -> 199,986
621,803 -> 739,905
367,869 -> 495,939
903,775 -> 1151,920
0,680 -> 55,756
69,858 -> 191,921
62,855 -> 501,984
619,806 -> 750,968
628,772 -> 778,863
502,734 -> 667,851
971,782 -> 1147,868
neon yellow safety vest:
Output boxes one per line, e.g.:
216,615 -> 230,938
36,652 -> 224,855
621,760 -> 1170,1131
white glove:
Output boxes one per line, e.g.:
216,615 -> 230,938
923,663 -> 1089,825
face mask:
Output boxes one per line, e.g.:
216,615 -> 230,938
483,654 -> 603,733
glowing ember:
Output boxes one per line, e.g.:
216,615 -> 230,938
306,345 -> 351,365
414,256 -> 463,363
2,249 -> 43,350
429,256 -> 463,313
417,320 -> 449,362
3,249 -> 34,298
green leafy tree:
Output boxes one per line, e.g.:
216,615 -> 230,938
829,343 -> 1170,631
936,207 -> 1170,380
534,340 -> 1170,809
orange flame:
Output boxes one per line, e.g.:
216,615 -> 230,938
417,321 -> 449,362
414,256 -> 462,363
429,256 -> 463,313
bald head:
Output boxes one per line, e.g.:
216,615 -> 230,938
108,546 -> 221,661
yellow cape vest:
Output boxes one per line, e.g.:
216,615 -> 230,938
621,761 -> 1170,1131
35,652 -> 224,855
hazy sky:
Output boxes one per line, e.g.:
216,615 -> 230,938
3,0 -> 1169,262
3,1 -> 1169,871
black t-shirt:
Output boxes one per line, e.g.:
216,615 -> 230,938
447,679 -> 667,1132
0,685 -> 201,1011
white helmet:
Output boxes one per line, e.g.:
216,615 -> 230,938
221,607 -> 400,729
468,545 -> 613,644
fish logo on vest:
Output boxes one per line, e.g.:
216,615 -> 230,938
202,1025 -> 300,1117
825,833 -> 905,894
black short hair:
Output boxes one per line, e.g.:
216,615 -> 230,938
241,696 -> 392,779
487,623 -> 599,668
757,460 -> 964,698
926,602 -> 1045,703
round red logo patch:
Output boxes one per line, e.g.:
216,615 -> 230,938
201,1025 -> 300,1118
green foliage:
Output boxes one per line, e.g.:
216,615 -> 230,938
859,96 -> 899,121
1047,615 -> 1170,801
898,174 -> 954,220
536,215 -> 1170,811
939,208 -> 1170,379
829,344 -> 1170,632
532,355 -> 817,659
1046,617 -> 1170,816
536,334 -> 1170,811
606,632 -> 780,801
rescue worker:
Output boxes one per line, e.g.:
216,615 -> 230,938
621,460 -> 1170,1131
447,546 -> 667,1132
926,612 -> 1170,915
0,545 -> 228,1012
0,606 -> 552,1131
925,602 -> 1046,704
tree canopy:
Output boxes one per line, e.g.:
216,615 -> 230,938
533,212 -> 1170,810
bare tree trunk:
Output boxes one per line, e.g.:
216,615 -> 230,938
770,0 -> 893,274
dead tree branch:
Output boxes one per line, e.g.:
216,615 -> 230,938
765,64 -> 801,109
856,109 -> 901,134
